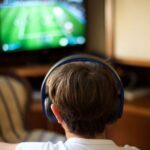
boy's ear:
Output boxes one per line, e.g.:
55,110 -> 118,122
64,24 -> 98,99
51,104 -> 63,124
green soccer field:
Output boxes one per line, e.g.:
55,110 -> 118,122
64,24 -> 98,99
1,2 -> 85,52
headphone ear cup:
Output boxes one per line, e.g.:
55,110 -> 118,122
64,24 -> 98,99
106,93 -> 122,123
44,97 -> 57,122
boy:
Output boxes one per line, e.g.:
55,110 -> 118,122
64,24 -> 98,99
0,54 -> 138,150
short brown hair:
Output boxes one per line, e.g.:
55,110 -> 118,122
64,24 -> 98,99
46,62 -> 117,137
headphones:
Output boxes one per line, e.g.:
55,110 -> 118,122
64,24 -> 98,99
41,54 -> 124,123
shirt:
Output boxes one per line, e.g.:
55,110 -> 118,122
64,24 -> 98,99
16,138 -> 139,150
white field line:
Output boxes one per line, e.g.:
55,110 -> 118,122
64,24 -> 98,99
18,13 -> 28,39
23,31 -> 61,39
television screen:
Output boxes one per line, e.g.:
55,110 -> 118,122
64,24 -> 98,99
0,0 -> 86,53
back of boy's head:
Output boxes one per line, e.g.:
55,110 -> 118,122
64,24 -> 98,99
46,62 -> 117,137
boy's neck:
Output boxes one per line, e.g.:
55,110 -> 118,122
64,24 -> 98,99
62,121 -> 106,140
65,129 -> 106,139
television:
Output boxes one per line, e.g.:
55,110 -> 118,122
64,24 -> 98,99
0,0 -> 87,65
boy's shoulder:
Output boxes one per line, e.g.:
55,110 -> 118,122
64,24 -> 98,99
16,141 -> 66,150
